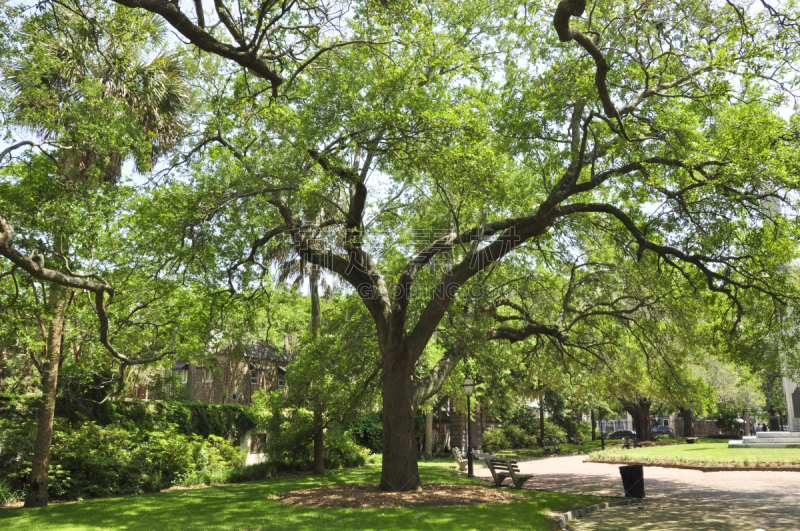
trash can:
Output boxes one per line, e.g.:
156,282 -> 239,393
619,464 -> 645,498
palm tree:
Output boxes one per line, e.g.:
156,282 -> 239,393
11,5 -> 186,183
7,3 -> 187,508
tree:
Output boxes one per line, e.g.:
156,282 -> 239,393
0,2 -> 188,506
12,0 -> 800,491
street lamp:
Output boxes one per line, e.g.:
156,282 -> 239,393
462,372 -> 475,477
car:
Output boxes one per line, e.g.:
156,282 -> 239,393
652,425 -> 674,436
606,429 -> 636,439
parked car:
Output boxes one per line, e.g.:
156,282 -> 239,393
606,429 -> 636,439
652,425 -> 674,436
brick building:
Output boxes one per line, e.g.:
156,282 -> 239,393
169,340 -> 293,404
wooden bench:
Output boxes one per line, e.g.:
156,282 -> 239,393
543,440 -> 561,454
484,457 -> 533,489
452,447 -> 468,471
622,437 -> 642,449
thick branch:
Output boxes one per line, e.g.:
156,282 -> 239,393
111,0 -> 282,90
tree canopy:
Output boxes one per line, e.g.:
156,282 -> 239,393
1,0 -> 799,493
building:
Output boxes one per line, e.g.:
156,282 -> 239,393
169,340 -> 293,404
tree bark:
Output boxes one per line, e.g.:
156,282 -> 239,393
567,413 -> 574,440
424,409 -> 433,460
379,349 -> 420,492
679,407 -> 695,437
309,268 -> 325,475
623,397 -> 653,441
24,286 -> 68,508
591,409 -> 596,441
313,408 -> 325,475
539,391 -> 545,447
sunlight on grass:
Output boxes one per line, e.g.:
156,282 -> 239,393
589,441 -> 800,467
0,461 -> 609,531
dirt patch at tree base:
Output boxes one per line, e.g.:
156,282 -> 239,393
272,482 -> 525,508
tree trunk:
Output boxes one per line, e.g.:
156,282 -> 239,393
380,352 -> 420,492
567,413 -> 574,440
424,409 -> 433,460
438,405 -> 445,452
591,409 -> 596,441
680,407 -> 695,437
539,392 -> 545,447
25,287 -> 68,508
313,409 -> 325,475
624,397 -> 653,441
309,268 -> 325,475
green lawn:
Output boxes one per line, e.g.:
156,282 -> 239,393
0,460 -> 609,531
589,440 -> 800,467
495,439 -> 621,459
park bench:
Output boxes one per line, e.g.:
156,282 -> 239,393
452,447 -> 468,471
622,437 -> 642,449
484,457 -> 533,489
543,440 -> 561,454
685,437 -> 698,444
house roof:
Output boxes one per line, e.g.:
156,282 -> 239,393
220,340 -> 294,363
170,360 -> 189,371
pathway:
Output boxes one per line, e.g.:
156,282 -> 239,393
474,455 -> 800,530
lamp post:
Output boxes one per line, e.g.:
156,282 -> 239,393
462,372 -> 475,477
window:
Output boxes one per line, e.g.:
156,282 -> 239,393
250,433 -> 267,454
202,367 -> 214,383
179,371 -> 188,384
278,367 -> 286,387
249,362 -> 260,387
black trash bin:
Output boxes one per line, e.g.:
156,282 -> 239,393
619,464 -> 645,498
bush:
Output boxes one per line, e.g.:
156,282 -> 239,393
0,478 -> 19,506
572,420 -> 592,442
350,412 -> 382,452
536,419 -> 567,444
482,425 -> 536,452
0,393 -> 257,444
482,428 -> 509,452
502,424 -> 536,448
0,418 -> 242,500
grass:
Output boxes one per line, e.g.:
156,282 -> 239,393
494,439 -> 621,459
588,440 -> 800,467
0,460 -> 609,531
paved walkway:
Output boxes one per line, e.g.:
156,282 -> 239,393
474,455 -> 800,531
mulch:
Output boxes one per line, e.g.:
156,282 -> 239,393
272,482 -> 525,509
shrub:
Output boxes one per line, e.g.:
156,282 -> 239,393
572,420 -> 592,441
502,424 -> 536,448
535,419 -> 567,444
0,418 -> 242,500
350,412 -> 382,452
482,428 -> 509,452
0,478 -> 19,506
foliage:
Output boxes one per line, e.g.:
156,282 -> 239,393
2,0 -> 800,493
251,389 -> 372,471
0,418 -> 241,500
0,478 -> 20,506
501,425 -> 536,449
1,393 -> 257,443
572,420 -> 592,442
481,429 -> 509,453
350,412 -> 383,453
537,420 -> 568,445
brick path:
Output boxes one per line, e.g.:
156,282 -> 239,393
474,455 -> 800,531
